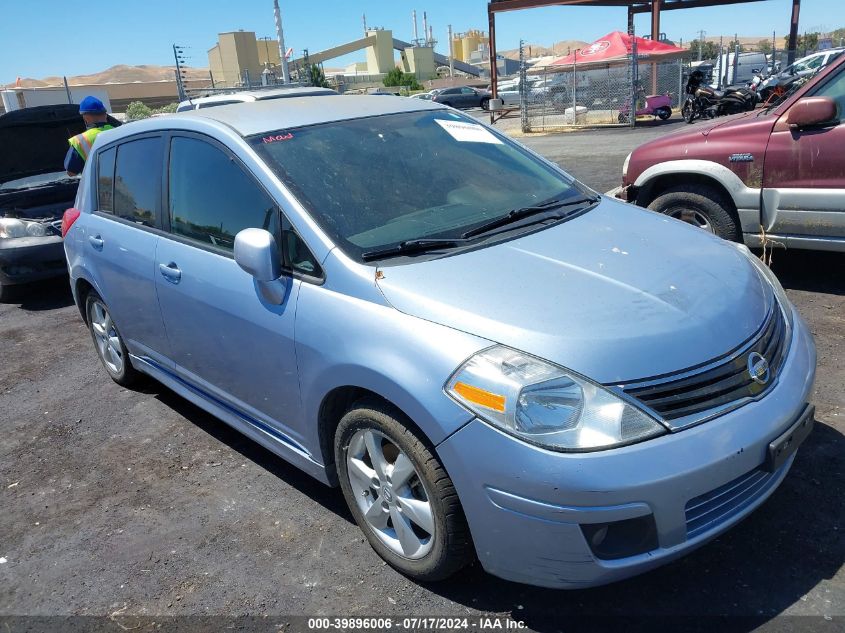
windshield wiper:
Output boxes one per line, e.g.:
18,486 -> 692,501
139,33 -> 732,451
461,195 -> 599,239
361,238 -> 470,261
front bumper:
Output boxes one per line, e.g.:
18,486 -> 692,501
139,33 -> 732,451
0,235 -> 66,286
436,309 -> 816,589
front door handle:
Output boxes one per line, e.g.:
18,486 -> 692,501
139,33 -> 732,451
159,262 -> 182,284
88,235 -> 104,250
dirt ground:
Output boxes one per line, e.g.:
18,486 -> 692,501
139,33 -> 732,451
0,129 -> 842,632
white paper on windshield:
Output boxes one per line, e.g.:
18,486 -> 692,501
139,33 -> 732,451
434,119 -> 502,144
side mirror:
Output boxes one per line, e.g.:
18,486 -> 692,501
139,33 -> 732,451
234,228 -> 287,305
234,228 -> 281,281
786,96 -> 838,130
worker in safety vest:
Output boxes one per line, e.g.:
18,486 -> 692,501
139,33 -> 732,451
64,96 -> 116,176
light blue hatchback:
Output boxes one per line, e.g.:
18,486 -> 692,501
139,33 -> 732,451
63,96 -> 816,588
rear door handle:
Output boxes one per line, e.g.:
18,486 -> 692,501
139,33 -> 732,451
88,235 -> 104,250
159,262 -> 182,284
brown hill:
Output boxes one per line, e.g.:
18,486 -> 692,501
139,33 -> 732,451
500,40 -> 589,60
10,64 -> 210,88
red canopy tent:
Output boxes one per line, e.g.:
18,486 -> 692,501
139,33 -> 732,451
551,31 -> 685,66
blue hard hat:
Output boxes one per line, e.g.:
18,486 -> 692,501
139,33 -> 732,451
79,96 -> 106,114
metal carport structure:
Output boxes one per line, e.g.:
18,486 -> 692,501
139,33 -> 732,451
487,0 -> 803,111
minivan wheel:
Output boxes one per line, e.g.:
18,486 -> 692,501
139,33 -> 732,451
335,398 -> 472,581
85,291 -> 141,387
0,283 -> 14,303
648,184 -> 741,242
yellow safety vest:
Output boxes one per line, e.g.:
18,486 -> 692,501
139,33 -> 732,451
68,124 -> 114,163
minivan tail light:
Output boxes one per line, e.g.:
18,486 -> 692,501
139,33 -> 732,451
61,208 -> 81,238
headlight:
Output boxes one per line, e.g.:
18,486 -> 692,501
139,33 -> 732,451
446,346 -> 666,452
732,243 -> 794,330
0,218 -> 49,239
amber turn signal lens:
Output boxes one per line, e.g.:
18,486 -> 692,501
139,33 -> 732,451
452,381 -> 506,412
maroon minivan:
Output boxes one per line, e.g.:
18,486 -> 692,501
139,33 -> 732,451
618,56 -> 845,252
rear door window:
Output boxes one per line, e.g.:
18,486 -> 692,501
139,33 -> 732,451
113,137 -> 163,227
167,136 -> 279,252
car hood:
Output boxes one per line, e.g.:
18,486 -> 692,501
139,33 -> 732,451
0,104 -> 117,185
375,199 -> 772,384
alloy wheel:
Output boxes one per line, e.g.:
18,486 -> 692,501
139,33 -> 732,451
90,300 -> 124,375
346,429 -> 435,560
667,208 -> 715,233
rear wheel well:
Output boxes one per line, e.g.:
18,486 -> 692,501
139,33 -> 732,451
317,387 -> 425,486
637,173 -> 737,215
74,278 -> 95,323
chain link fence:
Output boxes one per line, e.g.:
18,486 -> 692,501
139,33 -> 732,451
519,58 -> 684,132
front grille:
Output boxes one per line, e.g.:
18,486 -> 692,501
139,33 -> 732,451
619,304 -> 788,422
685,467 -> 779,538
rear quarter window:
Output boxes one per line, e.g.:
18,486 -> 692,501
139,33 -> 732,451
97,147 -> 116,212
113,137 -> 163,227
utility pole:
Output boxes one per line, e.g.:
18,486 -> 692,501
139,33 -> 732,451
698,30 -> 706,61
447,24 -> 454,77
273,0 -> 290,84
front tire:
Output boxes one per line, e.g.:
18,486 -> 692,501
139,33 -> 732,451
682,100 -> 695,123
335,398 -> 473,582
647,184 -> 741,242
0,283 -> 15,303
85,290 -> 142,387
656,107 -> 672,120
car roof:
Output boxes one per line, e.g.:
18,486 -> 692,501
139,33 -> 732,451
178,87 -> 337,108
132,95 -> 446,137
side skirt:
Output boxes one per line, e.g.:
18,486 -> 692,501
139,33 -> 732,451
130,354 -> 332,486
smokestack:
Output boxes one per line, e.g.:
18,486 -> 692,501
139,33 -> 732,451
362,13 -> 367,37
412,9 -> 419,45
273,0 -> 290,83
423,11 -> 429,45
428,24 -> 433,47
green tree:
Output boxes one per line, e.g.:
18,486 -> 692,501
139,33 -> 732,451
727,39 -> 745,53
785,32 -> 819,54
688,40 -> 720,61
153,103 -> 178,115
309,64 -> 330,88
383,67 -> 421,90
756,39 -> 773,55
125,101 -> 152,120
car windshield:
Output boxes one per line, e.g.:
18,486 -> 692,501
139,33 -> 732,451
249,110 -> 584,261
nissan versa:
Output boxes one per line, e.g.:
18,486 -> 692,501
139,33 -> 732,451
63,97 -> 816,589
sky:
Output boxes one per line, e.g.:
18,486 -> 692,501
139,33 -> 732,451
0,0 -> 841,83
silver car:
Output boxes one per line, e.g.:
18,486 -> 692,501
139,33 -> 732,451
63,96 -> 816,588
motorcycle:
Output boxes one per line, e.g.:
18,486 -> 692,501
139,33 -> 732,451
618,85 -> 673,123
682,70 -> 757,124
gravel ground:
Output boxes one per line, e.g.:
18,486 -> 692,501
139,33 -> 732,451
0,128 -> 842,632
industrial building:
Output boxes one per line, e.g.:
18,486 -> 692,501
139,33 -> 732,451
207,31 -> 283,87
451,29 -> 491,63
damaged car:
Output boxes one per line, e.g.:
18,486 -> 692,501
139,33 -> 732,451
0,104 -> 118,300
65,97 -> 815,589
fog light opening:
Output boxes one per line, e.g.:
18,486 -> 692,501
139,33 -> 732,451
580,514 -> 658,560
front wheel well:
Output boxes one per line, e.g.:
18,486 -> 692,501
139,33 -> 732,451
636,172 -> 737,214
317,387 -> 425,486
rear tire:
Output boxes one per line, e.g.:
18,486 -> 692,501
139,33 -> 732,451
480,97 -> 490,111
85,290 -> 142,387
648,184 -> 741,242
0,283 -> 15,303
335,397 -> 473,582
657,107 -> 672,120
